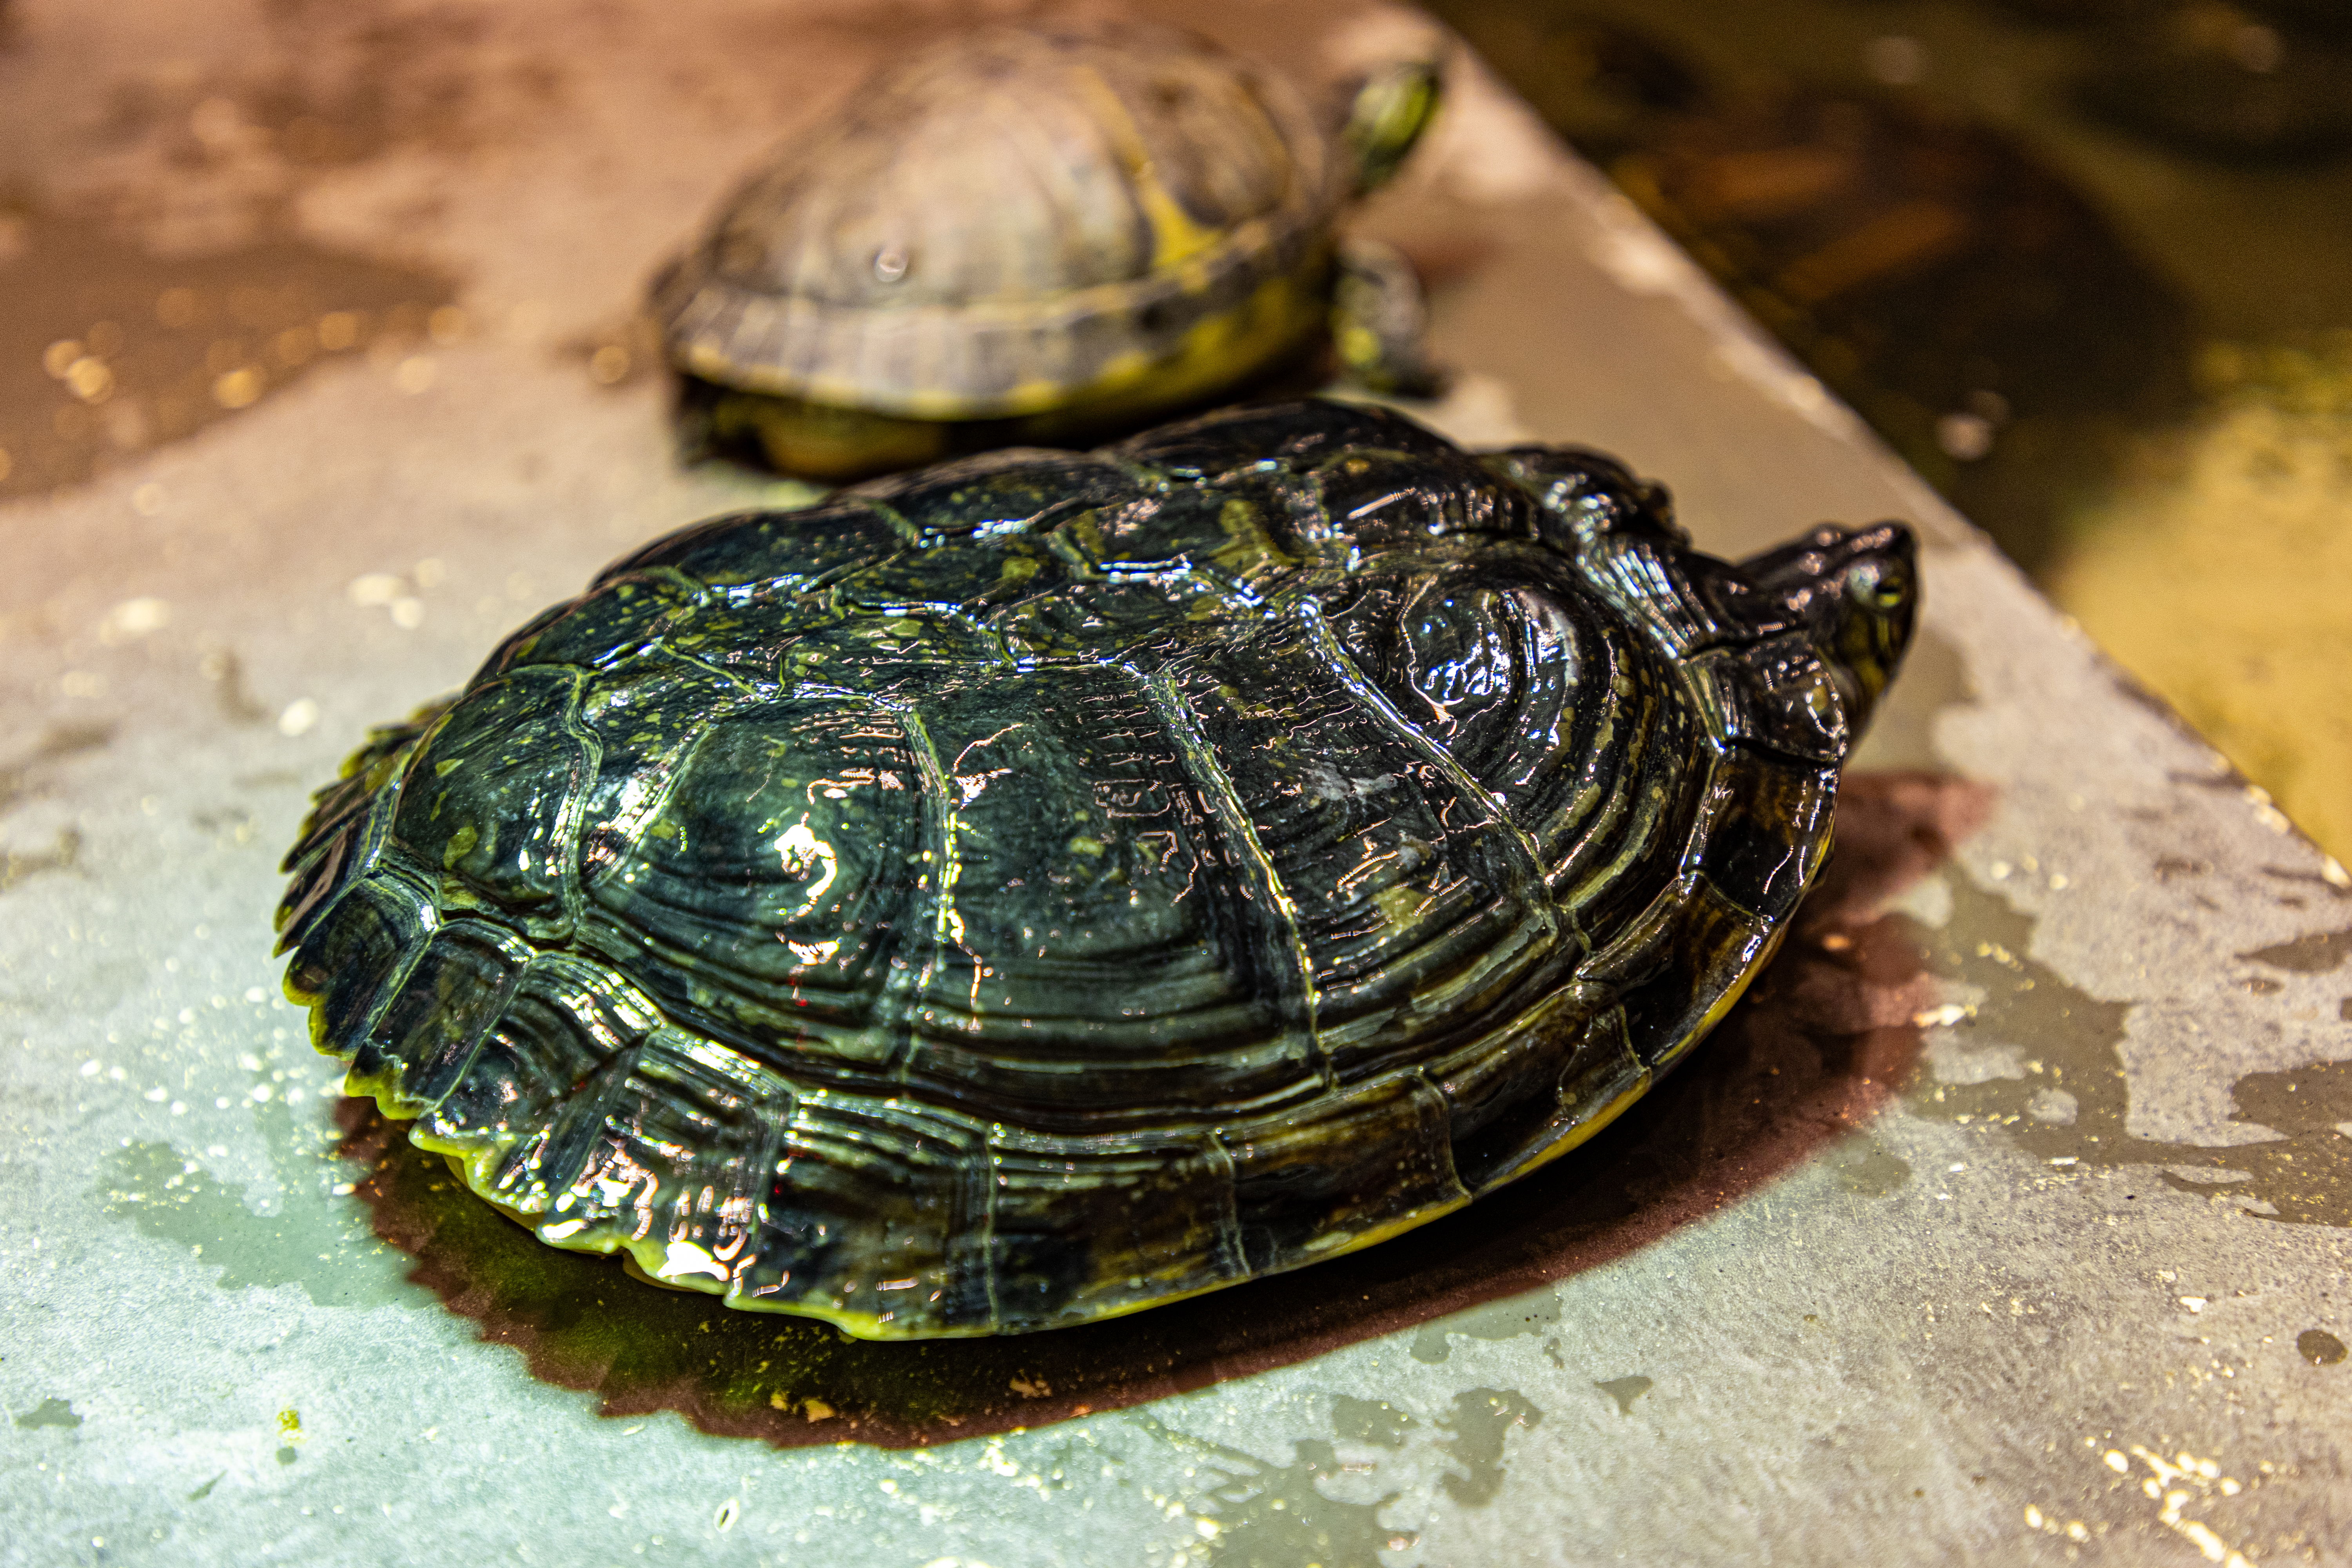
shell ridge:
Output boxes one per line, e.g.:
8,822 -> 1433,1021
651,644 -> 778,701
1293,594 -> 1560,944
888,699 -> 964,1085
1138,659 -> 1332,1094
841,499 -> 926,551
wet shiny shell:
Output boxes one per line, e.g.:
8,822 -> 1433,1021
650,23 -> 1339,420
279,401 -> 1855,1339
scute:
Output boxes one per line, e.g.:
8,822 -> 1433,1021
581,698 -> 931,1076
282,399 -> 1911,1337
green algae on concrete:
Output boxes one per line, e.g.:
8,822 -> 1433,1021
95,1096 -> 402,1308
1592,1376 -> 1653,1417
13,1398 -> 83,1431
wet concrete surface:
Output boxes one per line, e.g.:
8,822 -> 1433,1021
3,2 -> 2349,1566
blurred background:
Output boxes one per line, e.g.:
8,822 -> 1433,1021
1428,0 -> 2352,861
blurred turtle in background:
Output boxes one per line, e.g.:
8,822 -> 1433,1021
652,21 -> 1445,482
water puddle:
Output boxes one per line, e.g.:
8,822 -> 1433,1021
1118,1387 -> 1544,1568
94,1096 -> 403,1310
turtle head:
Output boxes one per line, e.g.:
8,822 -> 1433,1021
1741,522 -> 1918,735
1341,56 -> 1444,194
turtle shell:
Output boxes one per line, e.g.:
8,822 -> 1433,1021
650,22 -> 1342,422
279,399 -> 1908,1338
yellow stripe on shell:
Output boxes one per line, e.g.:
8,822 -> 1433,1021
728,263 -> 1328,436
1066,65 -> 1228,272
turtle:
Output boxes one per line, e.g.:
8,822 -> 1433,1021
648,21 -> 1445,482
278,399 -> 1915,1339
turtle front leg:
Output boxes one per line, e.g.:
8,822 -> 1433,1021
1332,238 -> 1445,399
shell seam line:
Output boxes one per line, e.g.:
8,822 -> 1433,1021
853,501 -> 926,551
976,1127 -> 1004,1332
1136,661 -> 1331,1094
1408,1066 -> 1472,1203
1200,1127 -> 1249,1280
334,867 -> 443,1066
278,751 -> 412,950
541,1040 -> 650,1200
1293,597 -> 1561,947
890,702 -> 962,1088
403,935 -> 536,1116
570,685 -> 758,903
646,646 -> 775,700
552,666 -> 601,944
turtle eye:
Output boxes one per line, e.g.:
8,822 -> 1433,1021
1844,558 -> 1909,613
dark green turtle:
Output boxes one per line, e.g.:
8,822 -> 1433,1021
650,21 -> 1443,482
278,399 -> 1914,1338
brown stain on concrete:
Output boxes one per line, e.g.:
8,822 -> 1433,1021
328,769 -> 1967,1449
0,210 -> 454,499
0,722 -> 112,813
0,722 -> 108,891
2239,927 -> 2352,974
0,0 -> 572,499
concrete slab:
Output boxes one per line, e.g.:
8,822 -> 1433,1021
2,2 -> 2345,1564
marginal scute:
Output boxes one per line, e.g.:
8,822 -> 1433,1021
348,918 -> 532,1117
742,1093 -> 997,1334
988,1125 -> 1241,1329
285,866 -> 436,1053
284,400 -> 1904,1337
1585,873 -> 1780,1069
1219,1073 -> 1463,1274
1689,760 -> 1838,924
419,953 -> 664,1191
519,1031 -> 799,1285
1432,982 -> 1604,1189
1447,996 -> 1652,1195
